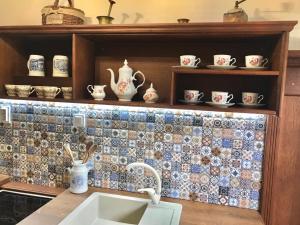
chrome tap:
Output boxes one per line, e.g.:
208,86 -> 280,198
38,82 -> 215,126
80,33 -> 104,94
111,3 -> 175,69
126,162 -> 161,205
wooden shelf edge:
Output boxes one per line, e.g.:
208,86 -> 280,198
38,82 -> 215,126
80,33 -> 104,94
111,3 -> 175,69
0,96 -> 276,115
172,68 -> 280,76
0,21 -> 297,34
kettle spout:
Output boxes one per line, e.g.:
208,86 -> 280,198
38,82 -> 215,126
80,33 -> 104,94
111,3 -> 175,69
107,68 -> 117,93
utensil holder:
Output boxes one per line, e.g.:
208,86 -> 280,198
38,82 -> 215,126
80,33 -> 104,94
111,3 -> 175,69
67,160 -> 89,194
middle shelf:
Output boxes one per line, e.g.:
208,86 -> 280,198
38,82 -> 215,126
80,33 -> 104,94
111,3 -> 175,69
0,96 -> 276,115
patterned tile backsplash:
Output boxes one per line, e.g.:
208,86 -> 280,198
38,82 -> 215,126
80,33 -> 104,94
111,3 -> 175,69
0,100 -> 266,210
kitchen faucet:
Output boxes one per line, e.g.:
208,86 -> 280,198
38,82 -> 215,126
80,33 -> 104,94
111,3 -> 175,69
126,162 -> 161,205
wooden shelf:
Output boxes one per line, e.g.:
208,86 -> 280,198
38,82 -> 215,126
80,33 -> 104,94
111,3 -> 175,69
0,96 -> 276,115
0,22 -> 297,117
172,67 -> 280,76
0,21 -> 296,37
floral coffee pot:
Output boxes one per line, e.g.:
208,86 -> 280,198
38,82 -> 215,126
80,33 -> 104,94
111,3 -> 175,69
107,59 -> 145,101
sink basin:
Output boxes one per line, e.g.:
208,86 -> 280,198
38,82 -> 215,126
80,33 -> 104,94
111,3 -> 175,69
59,192 -> 182,225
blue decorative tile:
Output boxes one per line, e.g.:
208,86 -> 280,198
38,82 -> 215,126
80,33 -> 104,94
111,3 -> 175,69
0,100 -> 267,210
120,111 -> 129,121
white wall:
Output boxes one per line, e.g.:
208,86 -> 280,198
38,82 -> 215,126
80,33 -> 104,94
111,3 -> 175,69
0,0 -> 299,49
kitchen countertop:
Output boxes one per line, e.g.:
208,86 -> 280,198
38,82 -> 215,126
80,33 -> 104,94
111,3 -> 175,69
0,174 -> 10,186
9,185 -> 264,225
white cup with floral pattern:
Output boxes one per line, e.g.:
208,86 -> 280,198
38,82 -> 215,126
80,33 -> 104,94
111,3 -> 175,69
242,92 -> 264,105
212,91 -> 234,104
245,55 -> 268,68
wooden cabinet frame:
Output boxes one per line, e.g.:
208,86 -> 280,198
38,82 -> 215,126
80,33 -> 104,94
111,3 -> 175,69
0,22 -> 298,225
0,21 -> 297,116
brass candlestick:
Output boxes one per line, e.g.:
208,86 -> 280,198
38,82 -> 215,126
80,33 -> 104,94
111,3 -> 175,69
97,0 -> 116,25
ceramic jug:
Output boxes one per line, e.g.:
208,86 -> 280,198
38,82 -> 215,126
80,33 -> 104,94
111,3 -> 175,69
87,85 -> 106,101
107,59 -> 145,101
53,55 -> 69,77
27,55 -> 45,77
67,160 -> 89,194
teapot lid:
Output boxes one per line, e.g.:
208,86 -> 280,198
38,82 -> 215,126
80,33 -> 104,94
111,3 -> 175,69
119,59 -> 133,73
146,83 -> 157,92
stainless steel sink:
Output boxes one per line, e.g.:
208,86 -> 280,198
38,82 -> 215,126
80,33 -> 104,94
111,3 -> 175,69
59,192 -> 182,225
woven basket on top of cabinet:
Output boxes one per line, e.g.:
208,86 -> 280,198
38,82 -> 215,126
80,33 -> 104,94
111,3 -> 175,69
41,0 -> 85,25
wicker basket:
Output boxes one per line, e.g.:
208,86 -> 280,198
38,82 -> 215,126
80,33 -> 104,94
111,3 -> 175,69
41,0 -> 85,25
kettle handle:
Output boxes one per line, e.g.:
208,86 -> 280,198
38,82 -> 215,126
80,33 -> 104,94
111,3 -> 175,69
133,71 -> 145,90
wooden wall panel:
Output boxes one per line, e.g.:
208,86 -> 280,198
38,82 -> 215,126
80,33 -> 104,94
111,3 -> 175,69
285,68 -> 300,96
270,96 -> 300,225
72,34 -> 95,99
286,51 -> 300,96
261,115 -> 279,225
0,38 -> 26,95
269,51 -> 300,225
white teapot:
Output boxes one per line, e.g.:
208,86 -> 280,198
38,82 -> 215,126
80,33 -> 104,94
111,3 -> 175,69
107,59 -> 145,101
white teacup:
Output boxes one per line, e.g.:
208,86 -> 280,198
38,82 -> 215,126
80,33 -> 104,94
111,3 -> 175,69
53,55 -> 69,77
180,55 -> 201,67
4,84 -> 15,90
245,55 -> 268,68
184,90 -> 204,102
16,85 -> 33,91
62,87 -> 73,99
242,92 -> 264,105
44,86 -> 61,99
34,86 -> 45,98
4,84 -> 16,96
27,55 -> 45,77
16,85 -> 35,98
214,55 -> 236,66
212,91 -> 234,104
87,85 -> 106,101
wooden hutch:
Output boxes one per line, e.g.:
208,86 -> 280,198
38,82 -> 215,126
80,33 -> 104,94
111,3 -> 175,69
0,21 -> 298,225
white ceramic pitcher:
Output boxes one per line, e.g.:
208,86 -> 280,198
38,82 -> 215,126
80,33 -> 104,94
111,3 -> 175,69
67,160 -> 90,194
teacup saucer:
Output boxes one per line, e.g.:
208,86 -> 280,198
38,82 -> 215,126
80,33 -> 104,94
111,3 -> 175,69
237,103 -> 266,108
178,99 -> 203,105
207,65 -> 237,70
206,102 -> 235,108
239,67 -> 268,70
172,65 -> 198,69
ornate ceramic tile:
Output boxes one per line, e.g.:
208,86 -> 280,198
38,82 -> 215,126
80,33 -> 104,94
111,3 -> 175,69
0,100 -> 266,210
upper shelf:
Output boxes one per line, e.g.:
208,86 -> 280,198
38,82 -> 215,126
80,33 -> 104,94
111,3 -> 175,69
0,21 -> 297,38
172,67 -> 280,76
